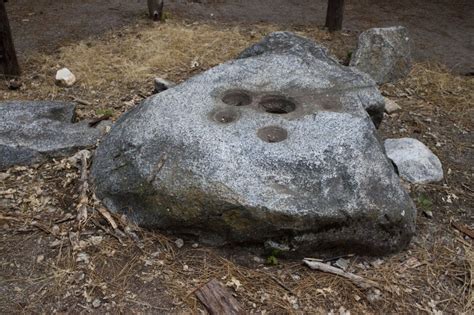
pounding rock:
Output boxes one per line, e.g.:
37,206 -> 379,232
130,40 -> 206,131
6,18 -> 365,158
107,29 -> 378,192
92,32 -> 416,255
350,26 -> 412,84
0,101 -> 109,170
385,138 -> 443,184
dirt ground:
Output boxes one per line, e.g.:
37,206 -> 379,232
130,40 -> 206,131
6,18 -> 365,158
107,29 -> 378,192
0,1 -> 473,314
6,0 -> 474,74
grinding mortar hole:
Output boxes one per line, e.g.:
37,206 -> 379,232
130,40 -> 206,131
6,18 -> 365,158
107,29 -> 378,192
213,109 -> 239,124
259,96 -> 296,114
222,90 -> 252,106
257,126 -> 288,143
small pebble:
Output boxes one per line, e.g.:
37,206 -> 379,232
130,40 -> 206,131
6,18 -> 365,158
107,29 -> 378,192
92,298 -> 101,308
175,238 -> 184,248
423,210 -> 433,218
36,255 -> 45,263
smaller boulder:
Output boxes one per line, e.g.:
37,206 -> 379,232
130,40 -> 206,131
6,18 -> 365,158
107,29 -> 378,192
384,97 -> 402,114
55,68 -> 76,87
385,138 -> 443,184
0,101 -> 110,170
350,26 -> 412,84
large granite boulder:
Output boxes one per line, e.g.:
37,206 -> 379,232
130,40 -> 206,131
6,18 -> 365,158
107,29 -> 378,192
350,26 -> 412,84
0,101 -> 109,170
92,32 -> 416,255
238,32 -> 385,127
385,138 -> 443,184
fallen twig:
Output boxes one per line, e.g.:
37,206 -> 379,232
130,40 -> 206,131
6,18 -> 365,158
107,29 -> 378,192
75,150 -> 91,227
268,274 -> 295,295
322,253 -> 355,263
303,258 -> 380,290
71,97 -> 92,106
451,221 -> 474,239
88,114 -> 111,127
0,214 -> 22,222
30,221 -> 59,238
90,218 -> 124,244
97,206 -> 118,230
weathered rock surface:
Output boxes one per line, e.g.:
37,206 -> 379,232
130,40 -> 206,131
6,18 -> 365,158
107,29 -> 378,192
92,32 -> 416,255
350,26 -> 412,84
0,101 -> 109,170
385,138 -> 443,184
238,31 -> 385,127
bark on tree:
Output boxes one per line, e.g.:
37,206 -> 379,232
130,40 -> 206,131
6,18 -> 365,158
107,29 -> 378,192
325,0 -> 345,32
195,279 -> 245,315
0,0 -> 20,76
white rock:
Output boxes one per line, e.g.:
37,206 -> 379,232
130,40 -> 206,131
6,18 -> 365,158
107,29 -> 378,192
423,210 -> 433,218
174,238 -> 184,248
92,298 -> 101,308
76,252 -> 90,264
384,138 -> 443,184
367,288 -> 382,302
55,68 -> 76,87
384,97 -> 402,114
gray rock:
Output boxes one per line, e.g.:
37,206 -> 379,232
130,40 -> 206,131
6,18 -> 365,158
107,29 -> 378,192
239,32 -> 385,127
384,97 -> 402,114
350,27 -> 412,84
91,32 -> 416,256
0,101 -> 109,170
385,138 -> 443,184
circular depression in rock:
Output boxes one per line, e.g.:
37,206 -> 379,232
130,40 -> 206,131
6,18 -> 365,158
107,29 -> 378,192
222,90 -> 252,106
259,96 -> 296,114
257,126 -> 288,143
213,109 -> 239,124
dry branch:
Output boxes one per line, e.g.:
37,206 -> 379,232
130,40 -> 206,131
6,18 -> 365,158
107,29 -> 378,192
452,221 -> 474,239
71,150 -> 91,226
97,206 -> 118,230
303,258 -> 379,290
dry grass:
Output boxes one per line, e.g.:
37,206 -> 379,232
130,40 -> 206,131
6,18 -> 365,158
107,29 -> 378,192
1,17 -> 473,314
1,19 -> 352,117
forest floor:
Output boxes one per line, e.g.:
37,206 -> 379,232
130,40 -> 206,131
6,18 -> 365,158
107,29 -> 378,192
1,1 -> 473,314
6,0 -> 474,74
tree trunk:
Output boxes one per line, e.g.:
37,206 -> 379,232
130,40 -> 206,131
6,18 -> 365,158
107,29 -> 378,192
325,0 -> 345,32
0,0 -> 20,76
147,0 -> 164,21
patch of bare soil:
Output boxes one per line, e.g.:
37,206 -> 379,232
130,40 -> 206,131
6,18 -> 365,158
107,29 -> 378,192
1,19 -> 473,314
6,0 -> 474,74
